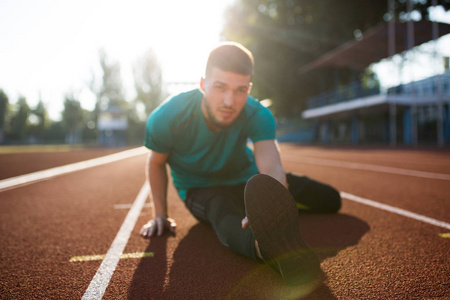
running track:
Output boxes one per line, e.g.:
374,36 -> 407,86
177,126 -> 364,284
0,144 -> 449,299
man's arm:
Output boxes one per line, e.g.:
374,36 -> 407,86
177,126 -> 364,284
253,139 -> 286,187
241,139 -> 286,230
139,151 -> 176,237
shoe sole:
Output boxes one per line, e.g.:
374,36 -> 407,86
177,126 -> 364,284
244,174 -> 320,286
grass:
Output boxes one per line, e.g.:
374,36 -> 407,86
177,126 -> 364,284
0,144 -> 86,154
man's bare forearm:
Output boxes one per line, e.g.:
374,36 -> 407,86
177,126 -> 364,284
254,140 -> 287,188
147,153 -> 169,218
140,152 -> 175,238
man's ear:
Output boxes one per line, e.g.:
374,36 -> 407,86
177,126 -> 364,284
199,77 -> 206,94
248,82 -> 253,93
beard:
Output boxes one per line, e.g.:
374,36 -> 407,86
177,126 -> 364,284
203,98 -> 236,130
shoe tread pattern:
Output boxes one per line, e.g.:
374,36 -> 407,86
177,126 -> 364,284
244,174 -> 320,286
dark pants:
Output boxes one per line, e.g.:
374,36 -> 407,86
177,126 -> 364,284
184,173 -> 341,261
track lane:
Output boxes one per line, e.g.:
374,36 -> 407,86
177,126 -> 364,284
0,153 -> 147,299
0,147 -> 133,180
280,144 -> 450,174
320,199 -> 449,299
281,147 -> 449,223
0,147 -> 149,192
1,145 -> 449,299
103,145 -> 450,299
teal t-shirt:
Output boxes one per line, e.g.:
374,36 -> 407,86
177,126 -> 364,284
144,89 -> 276,200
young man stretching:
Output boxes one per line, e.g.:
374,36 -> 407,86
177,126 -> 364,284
140,42 -> 341,286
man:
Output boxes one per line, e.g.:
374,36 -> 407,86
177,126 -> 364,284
140,42 -> 341,286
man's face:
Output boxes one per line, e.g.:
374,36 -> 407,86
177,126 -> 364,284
200,67 -> 252,131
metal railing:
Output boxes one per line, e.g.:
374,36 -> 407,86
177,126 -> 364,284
387,72 -> 450,97
307,81 -> 380,109
306,70 -> 450,109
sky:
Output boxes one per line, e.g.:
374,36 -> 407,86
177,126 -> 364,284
1,1 -> 450,120
0,0 -> 234,120
374,5 -> 450,91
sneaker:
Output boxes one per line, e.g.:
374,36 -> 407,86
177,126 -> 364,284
244,174 -> 321,286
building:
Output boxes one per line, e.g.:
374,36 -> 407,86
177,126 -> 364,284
300,20 -> 450,146
97,106 -> 128,147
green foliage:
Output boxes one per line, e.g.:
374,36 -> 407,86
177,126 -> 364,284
133,49 -> 167,116
1,48 -> 167,146
81,110 -> 98,144
98,49 -> 127,108
62,95 -> 84,131
28,99 -> 49,139
0,89 -> 9,143
42,121 -> 65,143
62,94 -> 84,144
0,89 -> 8,130
89,49 -> 129,126
126,103 -> 147,145
9,96 -> 30,140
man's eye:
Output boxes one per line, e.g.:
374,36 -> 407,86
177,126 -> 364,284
214,85 -> 225,91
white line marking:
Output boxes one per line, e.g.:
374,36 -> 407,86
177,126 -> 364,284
341,192 -> 450,230
0,147 -> 149,192
82,182 -> 150,300
282,156 -> 450,181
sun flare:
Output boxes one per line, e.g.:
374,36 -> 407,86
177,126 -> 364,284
0,0 -> 234,119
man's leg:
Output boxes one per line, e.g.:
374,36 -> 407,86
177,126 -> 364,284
286,173 -> 341,213
245,174 -> 321,286
185,184 -> 258,261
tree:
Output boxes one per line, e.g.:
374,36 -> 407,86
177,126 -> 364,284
90,49 -> 128,116
9,96 -> 30,141
125,49 -> 168,145
87,49 -> 130,145
126,102 -> 147,145
81,109 -> 98,144
222,0 -> 450,117
42,121 -> 65,143
0,89 -> 8,144
133,49 -> 167,116
28,98 -> 49,141
62,94 -> 84,144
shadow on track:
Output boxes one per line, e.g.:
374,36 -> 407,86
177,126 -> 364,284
299,213 -> 371,261
126,233 -> 171,299
128,213 -> 369,299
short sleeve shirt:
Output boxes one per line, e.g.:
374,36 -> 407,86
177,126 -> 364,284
144,89 -> 276,200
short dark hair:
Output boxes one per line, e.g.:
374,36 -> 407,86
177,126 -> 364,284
205,42 -> 254,78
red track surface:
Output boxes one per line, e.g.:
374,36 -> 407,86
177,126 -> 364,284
1,145 -> 449,299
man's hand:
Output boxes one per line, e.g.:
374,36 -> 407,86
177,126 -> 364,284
241,216 -> 249,229
139,216 -> 177,238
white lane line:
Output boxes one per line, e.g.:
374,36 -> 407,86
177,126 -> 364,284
0,147 -> 149,192
282,156 -> 450,181
82,182 -> 150,300
341,192 -> 450,230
